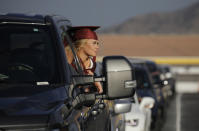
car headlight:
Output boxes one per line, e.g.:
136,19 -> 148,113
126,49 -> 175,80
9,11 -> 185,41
125,119 -> 139,126
163,80 -> 169,85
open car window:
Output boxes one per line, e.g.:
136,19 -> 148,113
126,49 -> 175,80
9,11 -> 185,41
60,28 -> 84,75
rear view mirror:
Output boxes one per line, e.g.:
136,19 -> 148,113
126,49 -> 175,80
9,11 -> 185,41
102,56 -> 136,100
114,99 -> 132,114
139,97 -> 155,110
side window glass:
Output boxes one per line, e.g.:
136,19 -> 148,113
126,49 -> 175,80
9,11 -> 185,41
0,25 -> 59,83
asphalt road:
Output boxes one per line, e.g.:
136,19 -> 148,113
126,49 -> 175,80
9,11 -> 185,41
160,93 -> 199,131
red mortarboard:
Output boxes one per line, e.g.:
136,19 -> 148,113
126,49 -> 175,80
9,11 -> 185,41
69,26 -> 100,41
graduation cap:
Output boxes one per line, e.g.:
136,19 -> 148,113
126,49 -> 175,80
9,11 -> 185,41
68,26 -> 100,41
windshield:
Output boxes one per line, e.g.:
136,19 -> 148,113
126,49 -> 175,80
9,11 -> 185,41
0,24 -> 59,84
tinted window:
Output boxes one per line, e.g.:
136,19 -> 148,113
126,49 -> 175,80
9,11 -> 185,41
135,69 -> 151,89
145,62 -> 158,73
0,24 -> 59,84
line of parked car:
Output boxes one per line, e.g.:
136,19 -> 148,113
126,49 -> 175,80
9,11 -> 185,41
0,13 -> 176,131
123,58 -> 176,131
95,57 -> 176,131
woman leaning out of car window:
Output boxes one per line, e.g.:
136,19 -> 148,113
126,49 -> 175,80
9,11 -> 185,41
64,26 -> 103,94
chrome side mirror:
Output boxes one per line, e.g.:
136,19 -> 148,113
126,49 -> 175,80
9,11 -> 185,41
114,99 -> 132,114
102,56 -> 136,100
139,97 -> 155,110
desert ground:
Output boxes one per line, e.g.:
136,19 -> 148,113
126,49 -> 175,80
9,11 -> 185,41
98,34 -> 199,57
97,34 -> 199,64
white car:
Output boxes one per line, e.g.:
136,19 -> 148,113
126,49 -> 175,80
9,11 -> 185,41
124,93 -> 155,131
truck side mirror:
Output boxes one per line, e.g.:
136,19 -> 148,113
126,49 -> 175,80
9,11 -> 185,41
72,75 -> 94,86
114,99 -> 132,114
102,56 -> 136,100
139,97 -> 155,110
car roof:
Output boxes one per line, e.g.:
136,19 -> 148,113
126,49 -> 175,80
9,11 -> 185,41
128,58 -> 146,64
0,13 -> 47,25
0,13 -> 72,28
132,64 -> 147,72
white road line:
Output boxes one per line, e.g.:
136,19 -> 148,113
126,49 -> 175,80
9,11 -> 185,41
176,93 -> 182,131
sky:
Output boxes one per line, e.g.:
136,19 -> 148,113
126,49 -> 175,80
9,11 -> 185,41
0,0 -> 199,29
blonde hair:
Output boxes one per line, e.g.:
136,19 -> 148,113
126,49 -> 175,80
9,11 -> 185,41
64,39 -> 89,63
65,45 -> 73,64
74,39 -> 89,49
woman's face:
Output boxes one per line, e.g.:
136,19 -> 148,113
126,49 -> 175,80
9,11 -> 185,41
80,39 -> 100,57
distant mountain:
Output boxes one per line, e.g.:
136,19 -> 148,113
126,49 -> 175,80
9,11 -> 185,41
100,2 -> 199,34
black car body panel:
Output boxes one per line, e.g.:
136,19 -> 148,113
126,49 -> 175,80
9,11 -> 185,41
0,13 -> 74,130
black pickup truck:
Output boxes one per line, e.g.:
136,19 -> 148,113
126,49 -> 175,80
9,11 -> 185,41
0,13 -> 136,131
